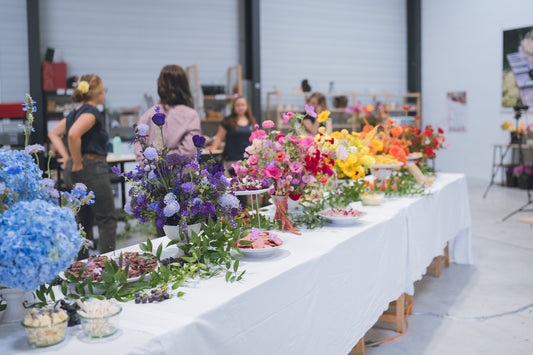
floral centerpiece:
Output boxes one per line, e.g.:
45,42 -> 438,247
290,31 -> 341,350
231,112 -> 335,233
365,120 -> 410,164
402,124 -> 446,159
0,95 -> 93,322
232,113 -> 335,202
117,107 -> 241,233
501,121 -> 531,144
345,103 -> 389,127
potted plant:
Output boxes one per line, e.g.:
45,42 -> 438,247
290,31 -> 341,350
513,164 -> 533,189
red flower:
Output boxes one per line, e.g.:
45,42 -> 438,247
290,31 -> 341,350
438,127 -> 444,134
424,146 -> 435,158
288,193 -> 301,201
403,106 -> 412,111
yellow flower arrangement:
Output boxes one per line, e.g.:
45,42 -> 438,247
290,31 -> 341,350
501,121 -> 528,133
315,126 -> 378,181
78,80 -> 90,94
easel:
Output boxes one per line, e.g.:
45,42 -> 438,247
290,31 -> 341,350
502,104 -> 533,221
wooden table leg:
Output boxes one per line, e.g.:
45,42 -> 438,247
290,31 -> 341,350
349,337 -> 365,355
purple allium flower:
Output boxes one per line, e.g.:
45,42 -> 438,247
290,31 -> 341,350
193,135 -> 206,148
24,144 -> 45,155
181,182 -> 196,194
136,124 -> 149,136
218,194 -> 240,209
144,147 -> 158,161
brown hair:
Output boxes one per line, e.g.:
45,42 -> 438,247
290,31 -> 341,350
307,92 -> 328,111
227,96 -> 256,127
157,65 -> 193,108
72,74 -> 104,103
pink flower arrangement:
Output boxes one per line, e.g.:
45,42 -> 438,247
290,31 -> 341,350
232,112 -> 336,200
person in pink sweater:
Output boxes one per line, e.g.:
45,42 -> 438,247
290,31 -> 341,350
134,65 -> 201,162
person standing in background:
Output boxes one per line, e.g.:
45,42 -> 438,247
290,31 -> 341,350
48,74 -> 117,258
134,65 -> 201,162
302,92 -> 333,136
207,95 -> 256,175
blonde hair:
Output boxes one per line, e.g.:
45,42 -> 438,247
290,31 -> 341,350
72,74 -> 104,103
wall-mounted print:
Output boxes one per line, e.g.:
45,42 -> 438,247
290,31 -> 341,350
502,26 -> 533,108
446,91 -> 467,132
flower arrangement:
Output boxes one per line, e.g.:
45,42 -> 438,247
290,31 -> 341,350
232,113 -> 336,201
345,103 -> 389,126
401,124 -> 447,160
365,120 -> 410,164
117,107 -> 241,231
501,121 -> 529,134
316,127 -> 376,181
0,95 -> 92,292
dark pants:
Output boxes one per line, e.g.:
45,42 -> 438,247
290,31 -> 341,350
64,159 -> 117,257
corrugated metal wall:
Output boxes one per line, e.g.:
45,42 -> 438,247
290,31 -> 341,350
37,0 -> 239,109
0,0 -> 406,111
260,0 -> 407,107
0,0 -> 29,103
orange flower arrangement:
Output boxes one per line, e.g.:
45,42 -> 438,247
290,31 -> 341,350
365,119 -> 410,164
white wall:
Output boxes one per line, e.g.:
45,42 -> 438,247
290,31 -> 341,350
422,0 -> 533,181
0,0 -> 29,103
261,0 -> 407,107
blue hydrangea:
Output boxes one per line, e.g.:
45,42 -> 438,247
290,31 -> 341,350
136,124 -> 149,136
218,194 -> 240,209
163,202 -> 180,217
144,147 -> 158,161
0,200 -> 82,291
164,193 -> 176,204
0,148 -> 42,207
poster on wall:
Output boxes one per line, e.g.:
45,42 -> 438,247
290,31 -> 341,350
502,26 -> 533,108
446,92 -> 467,132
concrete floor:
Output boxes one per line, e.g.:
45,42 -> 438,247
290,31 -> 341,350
365,178 -> 533,355
114,177 -> 533,354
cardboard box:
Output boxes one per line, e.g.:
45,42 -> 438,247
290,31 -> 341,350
119,114 -> 139,127
42,62 -> 67,90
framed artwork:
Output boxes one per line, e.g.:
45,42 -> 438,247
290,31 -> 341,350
502,26 -> 533,108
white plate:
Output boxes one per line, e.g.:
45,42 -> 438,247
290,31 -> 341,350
371,163 -> 403,169
237,236 -> 286,258
319,210 -> 366,225
233,187 -> 272,196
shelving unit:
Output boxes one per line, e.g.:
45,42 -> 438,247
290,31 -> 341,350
43,88 -> 74,135
186,64 -> 242,123
266,91 -> 421,131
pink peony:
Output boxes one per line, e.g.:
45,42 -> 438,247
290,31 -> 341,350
232,161 -> 248,175
249,129 -> 266,142
262,120 -> 275,129
288,135 -> 299,143
247,155 -> 259,166
282,113 -> 291,125
299,136 -> 315,148
289,161 -> 304,174
264,167 -> 282,179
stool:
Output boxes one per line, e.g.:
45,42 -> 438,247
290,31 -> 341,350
349,337 -> 365,355
426,242 -> 450,277
378,293 -> 405,332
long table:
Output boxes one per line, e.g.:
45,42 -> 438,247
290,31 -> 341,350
0,173 -> 472,355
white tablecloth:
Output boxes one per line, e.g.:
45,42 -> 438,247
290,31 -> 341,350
0,173 -> 472,355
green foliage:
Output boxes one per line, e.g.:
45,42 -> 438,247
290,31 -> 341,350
325,179 -> 365,208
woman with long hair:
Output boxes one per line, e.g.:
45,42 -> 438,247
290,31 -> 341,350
48,74 -> 117,258
207,95 -> 256,174
302,92 -> 332,136
134,64 -> 201,162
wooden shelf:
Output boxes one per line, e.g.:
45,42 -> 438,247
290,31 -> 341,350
266,91 -> 421,131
